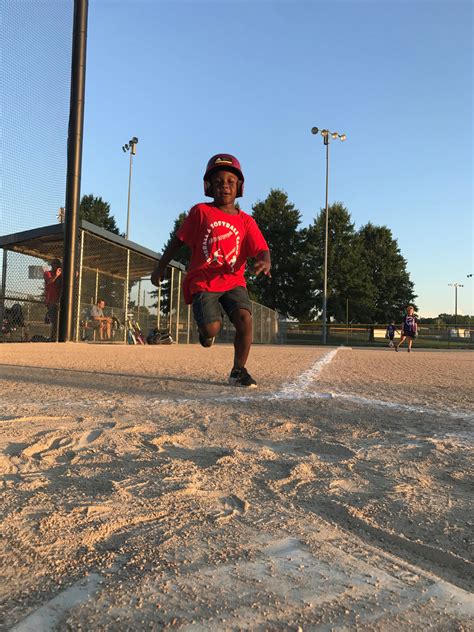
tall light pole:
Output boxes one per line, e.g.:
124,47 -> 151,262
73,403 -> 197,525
122,136 -> 138,240
311,127 -> 347,344
448,282 -> 464,326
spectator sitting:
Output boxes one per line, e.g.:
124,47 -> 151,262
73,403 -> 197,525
89,299 -> 112,341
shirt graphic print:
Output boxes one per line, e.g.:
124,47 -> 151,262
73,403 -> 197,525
202,219 -> 241,272
176,203 -> 269,304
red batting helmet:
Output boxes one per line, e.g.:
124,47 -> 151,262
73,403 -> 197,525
203,154 -> 244,198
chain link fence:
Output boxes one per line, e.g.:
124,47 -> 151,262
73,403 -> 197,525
0,1 -> 72,236
0,221 -> 282,345
283,322 -> 473,349
0,1 -> 73,339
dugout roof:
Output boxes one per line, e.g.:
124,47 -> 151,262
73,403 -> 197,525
0,221 -> 185,280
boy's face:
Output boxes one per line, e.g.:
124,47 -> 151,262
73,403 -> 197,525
406,307 -> 414,315
210,170 -> 239,206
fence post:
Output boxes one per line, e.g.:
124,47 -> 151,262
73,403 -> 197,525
74,230 -> 85,342
123,250 -> 130,343
59,0 -> 89,342
94,267 -> 99,303
169,266 -> 175,336
0,249 -> 7,326
157,282 -> 161,331
175,270 -> 181,344
186,304 -> 191,344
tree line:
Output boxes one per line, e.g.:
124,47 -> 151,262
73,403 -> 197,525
162,190 -> 417,324
79,191 -> 418,324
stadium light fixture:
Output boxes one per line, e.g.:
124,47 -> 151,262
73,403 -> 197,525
448,282 -> 464,327
311,125 -> 347,344
122,136 -> 139,239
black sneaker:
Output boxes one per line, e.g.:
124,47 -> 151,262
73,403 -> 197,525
199,333 -> 215,348
228,367 -> 257,388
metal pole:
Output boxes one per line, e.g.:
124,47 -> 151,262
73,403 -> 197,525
0,249 -> 7,326
169,267 -> 175,334
186,304 -> 191,344
74,230 -> 85,341
59,0 -> 89,342
455,286 -> 457,326
322,139 -> 330,344
175,270 -> 181,343
94,268 -> 99,302
157,282 -> 161,330
124,250 -> 130,342
126,150 -> 133,240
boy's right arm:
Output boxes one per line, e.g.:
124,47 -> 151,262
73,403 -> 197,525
151,235 -> 184,286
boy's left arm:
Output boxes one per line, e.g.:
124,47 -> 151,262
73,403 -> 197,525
254,250 -> 271,277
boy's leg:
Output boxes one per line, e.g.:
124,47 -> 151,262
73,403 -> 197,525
230,308 -> 253,369
220,288 -> 257,388
192,292 -> 222,346
408,337 -> 413,352
396,335 -> 405,351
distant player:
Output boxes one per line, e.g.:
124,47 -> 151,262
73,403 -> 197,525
151,154 -> 271,387
395,305 -> 418,352
386,320 -> 397,347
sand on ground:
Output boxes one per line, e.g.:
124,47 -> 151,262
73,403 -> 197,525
1,343 -> 473,631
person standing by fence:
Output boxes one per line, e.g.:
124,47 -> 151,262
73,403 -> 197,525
43,259 -> 62,341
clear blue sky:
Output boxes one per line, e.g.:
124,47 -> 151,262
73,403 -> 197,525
79,0 -> 472,317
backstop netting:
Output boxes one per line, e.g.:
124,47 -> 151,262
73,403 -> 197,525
0,0 -> 73,323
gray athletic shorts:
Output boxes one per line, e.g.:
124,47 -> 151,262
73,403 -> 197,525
192,287 -> 252,328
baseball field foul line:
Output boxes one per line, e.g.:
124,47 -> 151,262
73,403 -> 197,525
10,573 -> 103,632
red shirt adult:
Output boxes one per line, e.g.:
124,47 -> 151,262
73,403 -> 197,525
177,203 -> 269,304
43,270 -> 62,304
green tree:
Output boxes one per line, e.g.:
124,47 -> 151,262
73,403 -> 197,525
302,203 -> 374,322
357,222 -> 417,322
79,194 -> 123,235
248,189 -> 308,318
161,211 -> 191,267
151,211 -> 190,316
436,313 -> 471,324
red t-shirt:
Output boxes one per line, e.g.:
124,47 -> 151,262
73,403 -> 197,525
177,203 -> 269,304
43,270 -> 62,304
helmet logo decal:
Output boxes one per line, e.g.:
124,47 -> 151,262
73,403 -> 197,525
214,157 -> 234,165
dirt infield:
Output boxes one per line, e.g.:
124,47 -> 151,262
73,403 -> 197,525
1,344 -> 473,630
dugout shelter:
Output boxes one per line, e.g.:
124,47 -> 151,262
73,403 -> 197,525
0,221 -> 281,344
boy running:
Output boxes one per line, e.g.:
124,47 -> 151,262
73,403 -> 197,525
151,154 -> 271,387
386,320 -> 397,347
395,305 -> 418,352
